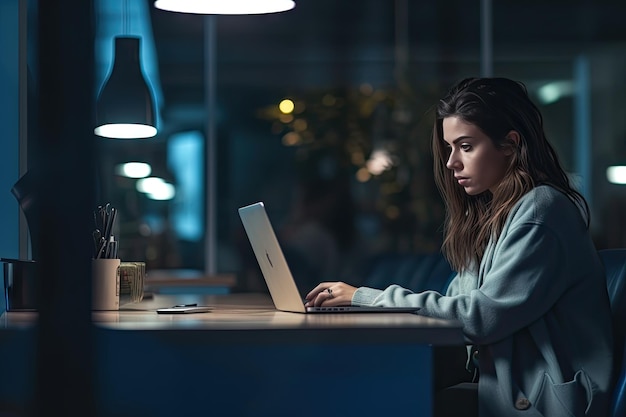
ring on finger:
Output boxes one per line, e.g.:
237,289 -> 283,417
327,288 -> 334,298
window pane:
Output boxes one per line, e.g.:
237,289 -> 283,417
94,0 -> 626,290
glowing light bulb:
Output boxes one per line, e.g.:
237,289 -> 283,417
279,99 -> 295,114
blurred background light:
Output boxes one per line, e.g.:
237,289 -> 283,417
136,176 -> 166,193
537,80 -> 574,105
607,166 -> 626,184
115,162 -> 152,178
146,182 -> 176,200
366,149 -> 394,175
279,99 -> 295,114
136,177 -> 176,200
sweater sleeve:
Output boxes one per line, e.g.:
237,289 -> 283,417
352,270 -> 464,305
352,221 -> 571,345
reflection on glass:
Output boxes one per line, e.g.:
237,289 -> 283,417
94,1 -> 626,284
168,131 -> 204,242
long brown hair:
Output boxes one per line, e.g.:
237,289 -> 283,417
432,77 -> 589,273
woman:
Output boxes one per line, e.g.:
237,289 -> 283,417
306,77 -> 614,417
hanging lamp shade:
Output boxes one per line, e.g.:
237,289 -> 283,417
95,36 -> 157,139
154,0 -> 295,15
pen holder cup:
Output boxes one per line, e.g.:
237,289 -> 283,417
2,258 -> 38,311
92,258 -> 120,310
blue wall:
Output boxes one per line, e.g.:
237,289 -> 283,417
0,0 -> 20,312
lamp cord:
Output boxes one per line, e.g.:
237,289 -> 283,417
123,0 -> 130,35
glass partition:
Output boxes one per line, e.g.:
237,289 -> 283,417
93,0 -> 626,291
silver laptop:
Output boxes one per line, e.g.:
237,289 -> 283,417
238,202 -> 420,314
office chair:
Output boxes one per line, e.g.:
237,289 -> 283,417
598,248 -> 626,417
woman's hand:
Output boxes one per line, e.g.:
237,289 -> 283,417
305,282 -> 357,307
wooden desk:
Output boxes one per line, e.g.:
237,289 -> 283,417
1,293 -> 463,417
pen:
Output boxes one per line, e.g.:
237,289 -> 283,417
104,235 -> 116,259
96,237 -> 107,259
93,203 -> 120,259
111,240 -> 118,259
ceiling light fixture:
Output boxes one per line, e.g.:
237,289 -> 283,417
95,0 -> 157,139
95,35 -> 158,139
154,0 -> 295,15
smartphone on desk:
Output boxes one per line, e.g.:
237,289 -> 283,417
156,304 -> 212,314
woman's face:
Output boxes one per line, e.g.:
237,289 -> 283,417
443,116 -> 510,195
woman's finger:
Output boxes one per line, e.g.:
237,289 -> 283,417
305,282 -> 336,300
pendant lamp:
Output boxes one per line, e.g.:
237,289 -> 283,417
95,36 -> 157,139
154,0 -> 295,15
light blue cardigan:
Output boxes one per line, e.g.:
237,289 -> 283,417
353,185 -> 614,417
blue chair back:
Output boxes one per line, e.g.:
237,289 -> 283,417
363,252 -> 454,294
598,249 -> 626,417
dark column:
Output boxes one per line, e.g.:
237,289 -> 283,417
34,0 -> 96,416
